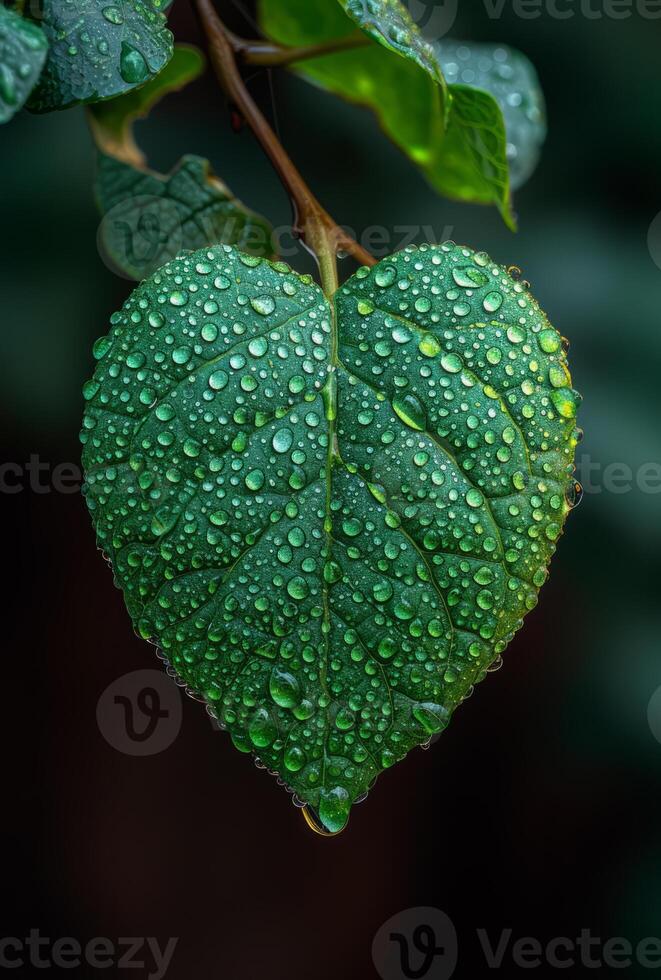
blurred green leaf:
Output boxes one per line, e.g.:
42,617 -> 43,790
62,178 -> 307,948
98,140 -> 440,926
81,241 -> 579,832
0,5 -> 48,124
89,44 -> 205,164
96,153 -> 274,280
436,41 -> 546,191
28,0 -> 174,113
259,0 -> 514,226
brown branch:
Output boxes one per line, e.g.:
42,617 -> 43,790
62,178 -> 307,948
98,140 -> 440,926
194,0 -> 375,291
228,31 -> 370,68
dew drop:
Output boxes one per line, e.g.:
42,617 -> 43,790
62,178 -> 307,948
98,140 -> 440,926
452,266 -> 488,288
375,265 -> 397,288
250,296 -> 275,316
245,469 -> 265,491
440,352 -> 462,374
483,290 -> 503,312
418,334 -> 441,357
318,786 -> 350,834
466,488 -> 484,508
119,43 -> 149,85
208,370 -> 228,391
392,393 -> 426,431
272,428 -> 293,454
539,329 -> 560,353
269,666 -> 300,707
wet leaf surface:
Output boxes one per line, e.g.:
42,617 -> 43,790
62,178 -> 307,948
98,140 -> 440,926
0,6 -> 48,124
81,243 -> 580,831
28,0 -> 174,113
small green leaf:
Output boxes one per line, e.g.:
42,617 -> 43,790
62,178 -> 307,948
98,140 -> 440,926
28,0 -> 174,113
96,153 -> 274,280
0,5 -> 48,124
436,41 -> 546,190
81,242 -> 580,832
259,0 -> 514,225
89,44 -> 205,164
338,0 -> 446,97
260,0 -> 446,175
433,85 -> 515,231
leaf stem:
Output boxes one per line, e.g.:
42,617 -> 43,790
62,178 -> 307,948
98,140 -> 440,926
228,31 -> 370,69
193,0 -> 375,294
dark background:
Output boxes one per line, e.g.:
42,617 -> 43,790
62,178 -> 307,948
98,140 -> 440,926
1,0 -> 660,977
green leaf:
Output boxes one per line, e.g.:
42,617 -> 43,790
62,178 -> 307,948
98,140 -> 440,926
436,41 -> 546,191
81,242 -> 580,832
96,153 -> 274,280
28,0 -> 174,113
433,85 -> 514,231
0,5 -> 48,124
89,44 -> 205,164
338,0 -> 446,96
259,0 -> 514,225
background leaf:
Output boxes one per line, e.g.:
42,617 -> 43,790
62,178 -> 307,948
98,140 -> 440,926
259,0 -> 514,225
81,242 -> 579,832
0,5 -> 48,124
89,43 -> 205,165
433,84 -> 514,230
437,40 -> 546,191
28,0 -> 174,113
96,153 -> 275,280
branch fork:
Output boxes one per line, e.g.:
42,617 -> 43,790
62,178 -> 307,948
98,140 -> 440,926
194,0 -> 375,296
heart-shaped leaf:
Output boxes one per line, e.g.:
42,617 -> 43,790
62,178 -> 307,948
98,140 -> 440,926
96,153 -> 274,280
259,0 -> 516,226
0,5 -> 48,124
436,40 -> 546,191
28,0 -> 174,113
81,243 -> 580,832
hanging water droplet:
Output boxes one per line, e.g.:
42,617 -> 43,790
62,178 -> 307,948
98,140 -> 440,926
318,786 -> 350,834
566,480 -> 584,509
